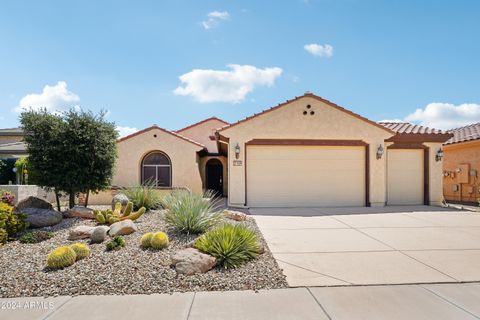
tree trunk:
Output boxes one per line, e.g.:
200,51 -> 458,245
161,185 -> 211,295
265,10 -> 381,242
84,190 -> 90,207
69,192 -> 75,209
54,190 -> 61,211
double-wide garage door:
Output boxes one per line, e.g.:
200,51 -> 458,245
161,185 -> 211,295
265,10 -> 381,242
246,145 -> 366,207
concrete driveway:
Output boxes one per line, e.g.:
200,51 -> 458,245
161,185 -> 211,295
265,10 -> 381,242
252,206 -> 480,287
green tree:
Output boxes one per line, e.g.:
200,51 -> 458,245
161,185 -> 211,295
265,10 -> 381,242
20,109 -> 118,209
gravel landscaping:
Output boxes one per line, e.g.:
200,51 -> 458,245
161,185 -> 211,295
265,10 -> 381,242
0,209 -> 288,298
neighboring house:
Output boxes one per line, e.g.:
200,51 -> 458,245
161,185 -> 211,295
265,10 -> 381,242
443,123 -> 480,205
115,93 -> 452,208
0,128 -> 26,158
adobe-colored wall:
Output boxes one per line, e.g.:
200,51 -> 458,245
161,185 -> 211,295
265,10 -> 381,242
0,135 -> 23,145
113,128 -> 203,193
220,96 -> 395,207
443,140 -> 480,203
177,118 -> 227,153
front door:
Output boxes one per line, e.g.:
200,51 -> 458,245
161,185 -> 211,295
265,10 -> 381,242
206,159 -> 223,196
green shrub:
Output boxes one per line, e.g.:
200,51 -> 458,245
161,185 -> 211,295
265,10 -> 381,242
19,231 -> 54,244
140,232 -> 154,248
194,224 -> 261,269
163,190 -> 222,234
124,181 -> 162,210
0,228 -> 7,244
106,235 -> 126,251
69,243 -> 91,260
150,232 -> 169,249
0,202 -> 28,243
47,246 -> 77,269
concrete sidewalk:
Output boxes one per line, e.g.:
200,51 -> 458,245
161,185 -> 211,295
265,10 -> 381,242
2,283 -> 480,320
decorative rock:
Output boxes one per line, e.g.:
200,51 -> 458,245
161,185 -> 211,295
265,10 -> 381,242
111,193 -> 129,210
171,248 -> 217,275
16,196 -> 53,211
64,206 -> 95,219
22,208 -> 62,228
90,226 -> 109,243
68,225 -> 96,240
223,210 -> 247,221
109,219 -> 137,236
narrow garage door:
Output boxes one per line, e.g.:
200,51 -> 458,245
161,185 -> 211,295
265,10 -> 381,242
246,145 -> 366,207
387,149 -> 424,205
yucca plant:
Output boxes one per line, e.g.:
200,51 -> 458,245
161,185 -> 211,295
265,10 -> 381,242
124,179 -> 162,210
162,190 -> 222,234
194,223 -> 261,269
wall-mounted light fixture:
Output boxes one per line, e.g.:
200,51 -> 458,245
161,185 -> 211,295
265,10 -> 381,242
235,143 -> 241,159
435,148 -> 444,162
376,145 -> 384,160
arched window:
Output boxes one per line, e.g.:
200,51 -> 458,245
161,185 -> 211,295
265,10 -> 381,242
141,151 -> 171,187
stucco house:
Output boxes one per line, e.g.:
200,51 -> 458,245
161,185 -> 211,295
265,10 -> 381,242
443,122 -> 480,204
114,93 -> 452,208
0,127 -> 26,158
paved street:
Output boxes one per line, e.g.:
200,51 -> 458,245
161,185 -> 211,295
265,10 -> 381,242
2,283 -> 480,320
252,206 -> 480,286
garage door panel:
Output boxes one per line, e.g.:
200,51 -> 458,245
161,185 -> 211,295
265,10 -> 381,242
387,149 -> 423,205
247,146 -> 365,207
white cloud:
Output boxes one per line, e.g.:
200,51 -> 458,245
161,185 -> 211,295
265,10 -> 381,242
116,126 -> 138,138
405,102 -> 480,130
173,64 -> 283,103
202,11 -> 230,29
304,43 -> 334,58
379,119 -> 404,123
14,81 -> 80,113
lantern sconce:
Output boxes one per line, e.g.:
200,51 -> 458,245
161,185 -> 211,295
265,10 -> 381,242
376,145 -> 384,160
234,143 -> 241,159
435,148 -> 444,162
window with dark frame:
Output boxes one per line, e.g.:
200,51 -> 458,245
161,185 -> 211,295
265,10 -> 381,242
141,151 -> 171,187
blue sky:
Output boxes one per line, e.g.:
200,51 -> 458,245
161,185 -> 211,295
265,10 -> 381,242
1,0 -> 479,135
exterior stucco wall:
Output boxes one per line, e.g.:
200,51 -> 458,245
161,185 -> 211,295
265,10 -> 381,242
220,96 -> 394,207
113,128 -> 203,193
0,135 -> 23,145
425,142 -> 444,206
443,140 -> 480,203
199,155 -> 228,195
177,119 -> 227,153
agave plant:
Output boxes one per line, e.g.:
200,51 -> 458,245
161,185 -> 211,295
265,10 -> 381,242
162,190 -> 223,234
194,223 -> 261,269
124,179 -> 162,210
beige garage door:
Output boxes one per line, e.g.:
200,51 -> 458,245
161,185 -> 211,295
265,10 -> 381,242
387,149 -> 424,205
246,145 -> 366,207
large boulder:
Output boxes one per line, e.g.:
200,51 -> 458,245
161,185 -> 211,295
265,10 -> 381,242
109,219 -> 137,236
16,196 -> 53,211
171,248 -> 217,275
223,210 -> 247,222
64,206 -> 95,219
68,225 -> 96,240
111,193 -> 129,210
22,208 -> 62,228
91,226 -> 109,243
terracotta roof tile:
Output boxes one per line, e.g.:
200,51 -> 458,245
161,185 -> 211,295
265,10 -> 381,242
378,122 -> 447,134
445,122 -> 480,145
175,117 -> 229,133
117,125 -> 206,149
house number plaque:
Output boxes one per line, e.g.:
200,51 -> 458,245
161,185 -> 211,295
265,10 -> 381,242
233,160 -> 243,166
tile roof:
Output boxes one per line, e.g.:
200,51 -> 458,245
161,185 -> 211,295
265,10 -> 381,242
217,93 -> 395,134
445,122 -> 480,145
116,125 -> 206,149
175,117 -> 229,133
0,142 -> 27,154
378,122 -> 446,134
